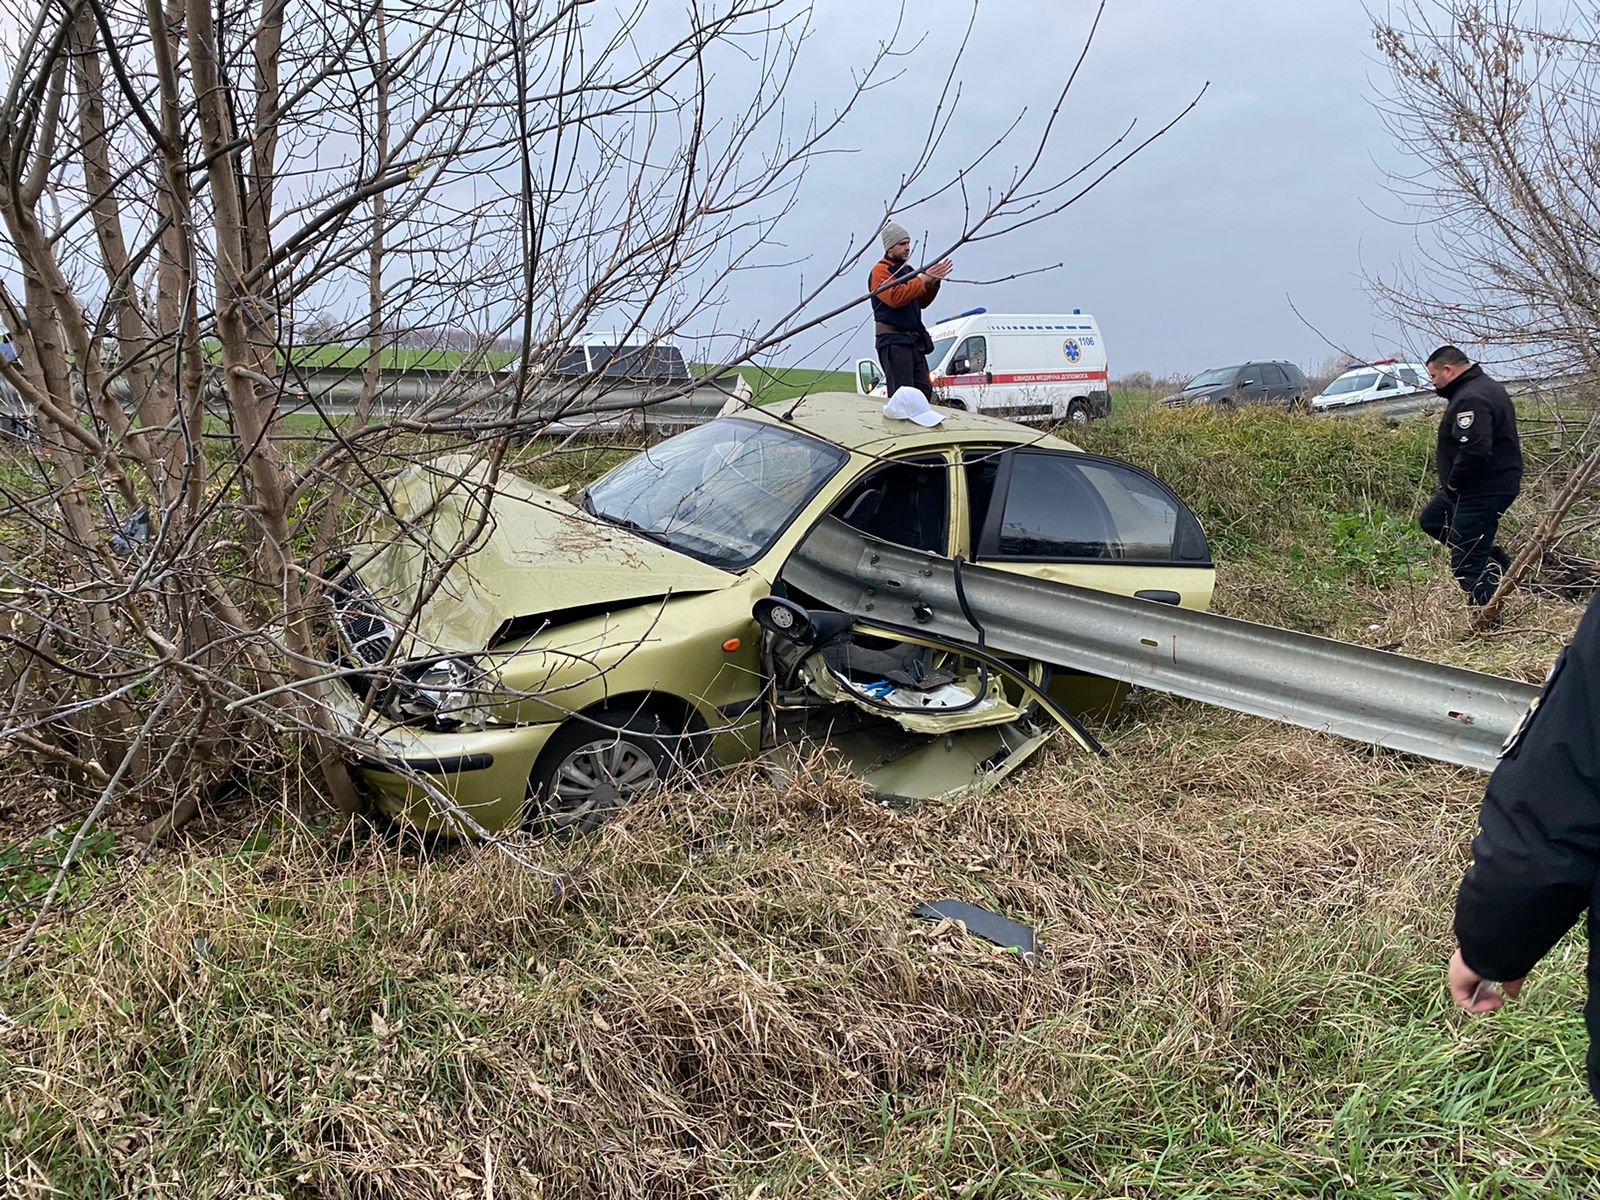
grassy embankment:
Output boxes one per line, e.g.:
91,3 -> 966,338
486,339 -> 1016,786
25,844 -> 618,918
3,404 -> 1598,1197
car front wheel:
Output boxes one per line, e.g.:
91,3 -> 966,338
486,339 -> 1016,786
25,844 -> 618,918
528,708 -> 673,834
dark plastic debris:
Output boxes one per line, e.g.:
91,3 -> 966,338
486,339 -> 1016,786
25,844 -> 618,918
911,899 -> 1037,963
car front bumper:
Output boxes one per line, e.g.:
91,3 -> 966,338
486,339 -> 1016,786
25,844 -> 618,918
322,681 -> 558,835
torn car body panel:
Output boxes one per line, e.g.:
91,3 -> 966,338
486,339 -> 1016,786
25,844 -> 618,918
766,715 -> 1054,806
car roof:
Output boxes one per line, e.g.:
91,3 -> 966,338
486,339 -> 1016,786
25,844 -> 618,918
733,391 -> 1080,455
1335,361 -> 1424,377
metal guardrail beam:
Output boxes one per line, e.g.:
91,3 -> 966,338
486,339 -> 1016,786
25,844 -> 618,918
271,366 -> 744,433
784,518 -> 1540,772
1316,392 -> 1441,422
1314,372 -> 1595,422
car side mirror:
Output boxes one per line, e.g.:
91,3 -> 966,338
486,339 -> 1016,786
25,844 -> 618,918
1238,379 -> 1254,387
753,597 -> 854,647
950,357 -> 970,375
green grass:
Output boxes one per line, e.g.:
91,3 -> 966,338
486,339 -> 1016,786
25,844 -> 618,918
1110,386 -> 1166,414
742,366 -> 858,405
278,344 -> 519,372
4,398 -> 1598,1197
6,697 -> 1598,1197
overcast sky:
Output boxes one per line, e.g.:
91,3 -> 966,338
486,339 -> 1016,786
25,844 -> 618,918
731,0 -> 1428,379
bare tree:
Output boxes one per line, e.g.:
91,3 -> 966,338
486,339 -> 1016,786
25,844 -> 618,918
0,0 -> 1197,908
1372,0 -> 1600,626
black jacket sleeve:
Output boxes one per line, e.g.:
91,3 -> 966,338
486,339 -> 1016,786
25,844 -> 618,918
1455,594 -> 1600,981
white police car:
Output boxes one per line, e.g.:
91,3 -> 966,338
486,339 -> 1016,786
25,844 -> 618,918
1311,360 -> 1429,412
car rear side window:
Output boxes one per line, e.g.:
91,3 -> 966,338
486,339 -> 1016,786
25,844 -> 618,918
986,451 -> 1207,563
1260,363 -> 1288,386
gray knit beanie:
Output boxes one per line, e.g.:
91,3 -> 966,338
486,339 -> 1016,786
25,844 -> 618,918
880,221 -> 910,253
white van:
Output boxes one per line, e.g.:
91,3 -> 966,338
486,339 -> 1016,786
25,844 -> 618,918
1311,360 -> 1429,412
855,308 -> 1112,425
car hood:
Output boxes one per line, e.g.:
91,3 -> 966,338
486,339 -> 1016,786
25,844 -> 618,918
1162,384 -> 1228,406
348,455 -> 736,653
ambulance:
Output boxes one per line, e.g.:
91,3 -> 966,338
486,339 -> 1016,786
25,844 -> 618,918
855,308 -> 1112,425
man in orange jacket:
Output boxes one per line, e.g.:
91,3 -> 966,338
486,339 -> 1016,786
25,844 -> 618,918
868,221 -> 953,401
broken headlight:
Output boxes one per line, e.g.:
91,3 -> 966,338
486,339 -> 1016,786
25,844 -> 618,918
389,656 -> 498,732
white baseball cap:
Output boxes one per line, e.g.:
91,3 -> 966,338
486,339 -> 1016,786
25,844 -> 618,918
883,387 -> 945,427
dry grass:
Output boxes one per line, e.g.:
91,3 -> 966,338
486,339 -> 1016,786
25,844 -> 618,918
4,680 -> 1599,1196
3,403 -> 1599,1198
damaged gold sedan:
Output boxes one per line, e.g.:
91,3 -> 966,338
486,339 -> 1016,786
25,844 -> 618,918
322,394 -> 1215,834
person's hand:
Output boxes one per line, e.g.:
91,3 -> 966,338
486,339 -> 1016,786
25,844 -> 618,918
923,258 -> 953,281
1448,946 -> 1524,1013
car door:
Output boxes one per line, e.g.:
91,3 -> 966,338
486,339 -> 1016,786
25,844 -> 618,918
783,452 -> 1061,792
940,335 -> 991,411
1241,364 -> 1280,406
1373,368 -> 1404,399
1256,362 -> 1289,406
964,447 -> 1214,609
1237,363 -> 1272,406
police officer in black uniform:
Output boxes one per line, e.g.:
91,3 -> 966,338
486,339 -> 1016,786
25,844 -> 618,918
1418,346 -> 1523,607
1449,592 -> 1600,1103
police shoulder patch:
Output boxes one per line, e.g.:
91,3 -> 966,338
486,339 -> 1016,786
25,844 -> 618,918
1456,410 -> 1476,429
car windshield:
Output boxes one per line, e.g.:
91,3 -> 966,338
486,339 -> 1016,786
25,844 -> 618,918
1186,366 -> 1239,389
1323,371 -> 1378,396
582,419 -> 849,570
927,337 -> 957,371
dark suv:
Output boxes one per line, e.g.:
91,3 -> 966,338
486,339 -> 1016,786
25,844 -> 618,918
1160,361 -> 1308,410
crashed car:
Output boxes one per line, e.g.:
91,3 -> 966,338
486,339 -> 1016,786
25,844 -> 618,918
324,394 -> 1216,834
1310,360 -> 1429,412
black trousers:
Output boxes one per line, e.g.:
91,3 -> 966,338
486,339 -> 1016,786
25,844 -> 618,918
1419,489 -> 1515,606
877,340 -> 933,401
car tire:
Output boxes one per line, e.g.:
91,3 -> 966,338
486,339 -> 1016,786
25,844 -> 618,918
1066,399 -> 1091,426
527,707 -> 673,835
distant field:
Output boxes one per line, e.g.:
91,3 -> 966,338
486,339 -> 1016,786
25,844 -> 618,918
284,345 -> 519,372
740,366 -> 857,405
1112,386 -> 1165,414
